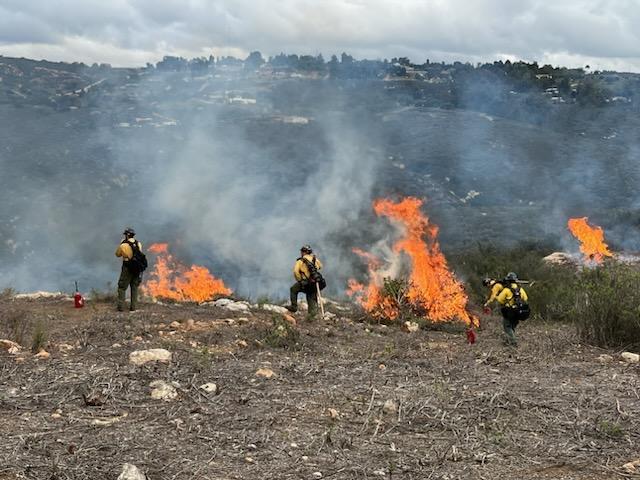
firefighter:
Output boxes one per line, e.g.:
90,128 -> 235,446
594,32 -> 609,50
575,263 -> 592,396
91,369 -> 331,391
496,272 -> 530,346
286,245 -> 323,319
115,227 -> 143,312
482,277 -> 504,311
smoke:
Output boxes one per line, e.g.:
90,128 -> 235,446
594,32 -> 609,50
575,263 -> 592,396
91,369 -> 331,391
2,60 -> 640,296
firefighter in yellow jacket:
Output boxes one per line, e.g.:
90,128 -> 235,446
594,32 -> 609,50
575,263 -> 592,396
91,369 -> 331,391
115,227 -> 143,312
482,277 -> 504,310
286,245 -> 323,318
496,272 -> 530,346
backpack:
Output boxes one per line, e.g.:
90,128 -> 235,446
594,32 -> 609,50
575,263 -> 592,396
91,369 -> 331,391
124,240 -> 148,276
301,255 -> 327,291
507,284 -> 530,321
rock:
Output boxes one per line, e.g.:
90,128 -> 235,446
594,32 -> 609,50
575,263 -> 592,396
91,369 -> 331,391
623,459 -> 640,473
150,380 -> 178,401
212,298 -> 234,307
129,348 -> 172,366
236,340 -> 248,348
282,313 -> 297,325
402,321 -> 420,333
327,408 -> 340,419
13,291 -> 68,300
373,470 -> 386,477
255,368 -> 276,379
35,349 -> 50,359
543,252 -> 579,266
382,399 -> 398,415
621,352 -> 640,363
185,319 -> 195,330
312,472 -> 323,479
0,339 -> 21,351
117,463 -> 146,480
323,312 -> 337,320
169,321 -> 181,329
598,354 -> 614,363
199,383 -> 218,394
225,302 -> 251,312
261,304 -> 289,314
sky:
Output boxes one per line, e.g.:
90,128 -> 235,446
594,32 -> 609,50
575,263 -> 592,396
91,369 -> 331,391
1,0 -> 640,71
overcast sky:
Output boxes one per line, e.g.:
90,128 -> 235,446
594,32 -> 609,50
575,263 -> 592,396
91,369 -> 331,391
1,0 -> 639,72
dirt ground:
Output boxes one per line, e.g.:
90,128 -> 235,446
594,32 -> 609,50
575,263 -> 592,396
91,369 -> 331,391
1,296 -> 639,480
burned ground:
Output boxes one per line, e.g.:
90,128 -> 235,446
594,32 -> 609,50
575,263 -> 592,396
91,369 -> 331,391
1,297 -> 639,479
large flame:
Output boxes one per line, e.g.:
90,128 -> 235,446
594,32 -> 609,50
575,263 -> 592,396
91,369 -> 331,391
348,197 -> 478,327
567,217 -> 612,263
143,243 -> 232,302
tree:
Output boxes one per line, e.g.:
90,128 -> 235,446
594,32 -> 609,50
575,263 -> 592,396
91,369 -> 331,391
244,51 -> 265,70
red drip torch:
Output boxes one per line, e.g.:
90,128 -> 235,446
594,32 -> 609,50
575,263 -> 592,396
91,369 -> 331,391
74,281 -> 85,308
466,328 -> 477,345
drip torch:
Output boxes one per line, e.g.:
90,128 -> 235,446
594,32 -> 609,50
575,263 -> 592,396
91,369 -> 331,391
74,281 -> 85,308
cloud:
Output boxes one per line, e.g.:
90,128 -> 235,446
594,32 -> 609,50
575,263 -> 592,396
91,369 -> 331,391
1,0 -> 639,70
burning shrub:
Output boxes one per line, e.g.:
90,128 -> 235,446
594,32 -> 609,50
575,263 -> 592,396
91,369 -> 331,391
574,264 -> 640,348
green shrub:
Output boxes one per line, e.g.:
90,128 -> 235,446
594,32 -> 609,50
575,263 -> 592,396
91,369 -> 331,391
262,316 -> 300,349
31,320 -> 48,353
574,264 -> 640,348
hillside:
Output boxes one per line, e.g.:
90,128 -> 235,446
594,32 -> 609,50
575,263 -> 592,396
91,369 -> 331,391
1,55 -> 640,295
1,296 -> 639,479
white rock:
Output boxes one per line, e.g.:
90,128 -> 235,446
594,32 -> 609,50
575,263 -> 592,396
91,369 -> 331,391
129,349 -> 172,366
255,368 -> 276,379
623,459 -> 640,473
598,354 -> 614,363
312,473 -> 323,479
621,352 -> 640,363
212,298 -> 234,307
403,321 -> 420,333
261,304 -> 289,314
199,383 -> 218,394
383,399 -> 398,415
13,291 -> 69,300
150,380 -> 178,401
225,302 -> 251,312
117,463 -> 146,480
373,470 -> 386,476
0,339 -> 21,351
323,312 -> 337,320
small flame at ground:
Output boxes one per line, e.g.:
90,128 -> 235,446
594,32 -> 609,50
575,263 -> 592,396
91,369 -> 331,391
348,197 -> 478,327
567,217 -> 613,263
143,243 -> 232,302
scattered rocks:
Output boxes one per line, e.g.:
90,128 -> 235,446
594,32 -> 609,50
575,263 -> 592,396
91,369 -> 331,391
204,298 -> 251,312
129,348 -> 172,366
383,399 -> 398,415
35,349 -> 50,359
623,459 -> 640,473
327,408 -> 340,419
150,380 -> 178,401
282,313 -> 297,325
261,304 -> 289,314
199,383 -> 218,394
0,339 -> 21,351
255,367 -> 276,379
621,352 -> 640,363
117,463 -> 146,480
598,354 -> 614,363
402,321 -> 420,333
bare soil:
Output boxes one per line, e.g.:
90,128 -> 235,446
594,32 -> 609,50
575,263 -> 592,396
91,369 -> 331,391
1,297 -> 639,480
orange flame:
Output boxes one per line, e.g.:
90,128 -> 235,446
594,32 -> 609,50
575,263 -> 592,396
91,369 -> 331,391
143,243 -> 232,302
348,197 -> 478,327
567,217 -> 613,263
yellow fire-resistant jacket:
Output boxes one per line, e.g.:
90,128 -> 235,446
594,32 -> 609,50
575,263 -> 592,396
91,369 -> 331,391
497,283 -> 528,307
484,281 -> 504,306
115,238 -> 142,262
294,254 -> 323,282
